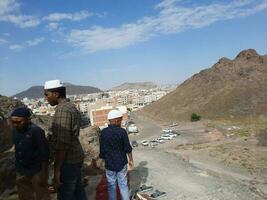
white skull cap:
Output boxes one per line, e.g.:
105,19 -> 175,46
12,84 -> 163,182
107,110 -> 123,120
44,80 -> 64,90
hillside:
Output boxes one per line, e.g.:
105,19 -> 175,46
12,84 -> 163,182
111,82 -> 157,91
13,83 -> 102,99
141,49 -> 267,121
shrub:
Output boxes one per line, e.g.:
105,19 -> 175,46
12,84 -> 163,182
191,113 -> 201,122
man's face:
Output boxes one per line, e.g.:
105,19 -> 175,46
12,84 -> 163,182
44,90 -> 58,106
109,117 -> 123,126
10,116 -> 29,132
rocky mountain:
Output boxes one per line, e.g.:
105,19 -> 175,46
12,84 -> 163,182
140,49 -> 267,121
111,82 -> 157,91
13,83 -> 102,99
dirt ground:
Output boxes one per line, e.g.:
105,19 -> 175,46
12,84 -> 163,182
1,114 -> 266,200
127,113 -> 267,200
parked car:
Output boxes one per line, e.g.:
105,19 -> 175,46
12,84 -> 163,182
161,135 -> 172,140
169,122 -> 178,127
150,141 -> 158,147
127,124 -> 139,133
162,128 -> 172,133
161,133 -> 171,137
168,133 -> 177,137
141,140 -> 149,146
156,138 -> 165,143
131,140 -> 138,147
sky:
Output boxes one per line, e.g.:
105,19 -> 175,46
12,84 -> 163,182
0,0 -> 267,96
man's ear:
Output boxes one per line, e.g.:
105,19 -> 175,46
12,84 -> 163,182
53,91 -> 60,98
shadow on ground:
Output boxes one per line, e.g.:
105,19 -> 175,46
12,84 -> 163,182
129,161 -> 149,194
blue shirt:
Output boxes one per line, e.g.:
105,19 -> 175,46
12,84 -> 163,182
99,125 -> 132,172
13,123 -> 49,176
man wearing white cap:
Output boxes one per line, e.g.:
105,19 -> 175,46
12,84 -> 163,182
99,109 -> 134,200
44,80 -> 87,200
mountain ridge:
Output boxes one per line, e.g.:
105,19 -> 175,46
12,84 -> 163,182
140,49 -> 267,121
13,83 -> 102,99
111,82 -> 157,91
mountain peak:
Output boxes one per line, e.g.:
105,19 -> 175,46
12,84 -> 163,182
235,49 -> 261,61
141,48 -> 267,121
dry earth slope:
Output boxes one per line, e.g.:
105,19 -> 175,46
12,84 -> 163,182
141,49 -> 267,121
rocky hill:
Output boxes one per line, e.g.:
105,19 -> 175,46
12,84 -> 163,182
13,83 -> 102,99
140,49 -> 267,121
111,82 -> 157,91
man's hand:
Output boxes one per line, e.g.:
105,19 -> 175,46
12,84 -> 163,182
128,160 -> 134,171
53,169 -> 62,190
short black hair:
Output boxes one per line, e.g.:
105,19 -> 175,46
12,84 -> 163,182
48,87 -> 66,98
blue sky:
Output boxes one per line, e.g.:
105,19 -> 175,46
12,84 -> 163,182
0,0 -> 267,96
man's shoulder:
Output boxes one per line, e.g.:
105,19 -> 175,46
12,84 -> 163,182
56,101 -> 78,113
101,127 -> 109,134
29,123 -> 44,133
27,123 -> 46,140
102,126 -> 126,134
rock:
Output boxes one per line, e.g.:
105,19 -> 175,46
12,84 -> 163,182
80,126 -> 105,171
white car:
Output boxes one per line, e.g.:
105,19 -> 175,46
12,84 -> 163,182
156,139 -> 165,143
162,128 -> 172,133
141,140 -> 149,146
161,135 -> 172,140
161,133 -> 171,137
169,133 -> 177,137
127,124 -> 139,133
150,141 -> 158,147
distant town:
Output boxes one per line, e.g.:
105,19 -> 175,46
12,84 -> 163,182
17,85 -> 176,129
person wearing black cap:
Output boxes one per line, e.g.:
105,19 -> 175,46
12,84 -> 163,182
9,107 -> 50,200
44,80 -> 86,200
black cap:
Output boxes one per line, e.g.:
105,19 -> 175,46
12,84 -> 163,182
10,107 -> 31,118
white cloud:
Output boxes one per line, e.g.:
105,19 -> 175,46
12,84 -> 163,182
67,0 -> 267,52
43,10 -> 92,21
9,44 -> 23,50
0,38 -> 8,44
68,23 -> 154,52
0,0 -> 40,28
9,37 -> 45,50
47,22 -> 59,31
1,14 -> 40,28
0,0 -> 19,15
26,37 -> 45,46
